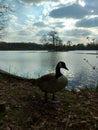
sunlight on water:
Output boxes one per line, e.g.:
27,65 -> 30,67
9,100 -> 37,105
0,50 -> 98,88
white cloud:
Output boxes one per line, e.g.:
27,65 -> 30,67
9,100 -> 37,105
9,14 -> 18,23
18,0 -> 59,6
60,0 -> 76,4
78,0 -> 86,7
1,0 -> 98,44
49,3 -> 88,19
76,17 -> 98,27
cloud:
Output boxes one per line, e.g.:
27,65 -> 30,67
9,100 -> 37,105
54,21 -> 64,28
9,14 -> 18,23
18,30 -> 29,36
49,3 -> 88,19
5,25 -> 36,42
19,0 -> 58,5
37,30 -> 51,36
76,17 -> 98,27
64,29 -> 91,37
33,22 -> 46,27
85,0 -> 98,14
2,0 -> 98,44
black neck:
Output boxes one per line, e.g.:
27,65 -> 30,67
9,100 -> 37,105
56,65 -> 62,78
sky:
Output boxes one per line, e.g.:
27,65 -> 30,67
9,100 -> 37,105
1,0 -> 98,44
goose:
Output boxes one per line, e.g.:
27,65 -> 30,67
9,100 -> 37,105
32,61 -> 69,103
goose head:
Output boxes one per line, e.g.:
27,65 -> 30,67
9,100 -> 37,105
56,61 -> 68,78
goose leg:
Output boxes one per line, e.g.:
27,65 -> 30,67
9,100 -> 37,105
52,93 -> 55,100
51,93 -> 60,103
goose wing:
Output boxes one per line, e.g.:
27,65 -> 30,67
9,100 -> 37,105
37,73 -> 56,83
36,73 -> 57,92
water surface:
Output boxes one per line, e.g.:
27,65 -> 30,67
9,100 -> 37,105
0,50 -> 98,89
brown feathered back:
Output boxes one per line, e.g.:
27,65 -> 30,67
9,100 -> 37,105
35,73 -> 68,93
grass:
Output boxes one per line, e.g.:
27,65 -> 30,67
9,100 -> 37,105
0,70 -> 98,130
96,84 -> 98,91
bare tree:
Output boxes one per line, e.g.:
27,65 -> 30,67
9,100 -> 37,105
40,34 -> 49,45
41,30 -> 63,51
92,39 -> 95,44
0,1 -> 12,41
48,31 -> 63,46
48,31 -> 58,46
67,40 -> 72,46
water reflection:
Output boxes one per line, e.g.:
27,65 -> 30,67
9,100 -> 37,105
0,50 -> 98,88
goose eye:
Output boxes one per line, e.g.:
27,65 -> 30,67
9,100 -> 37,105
59,62 -> 62,67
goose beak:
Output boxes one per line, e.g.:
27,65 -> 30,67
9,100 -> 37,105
65,66 -> 69,70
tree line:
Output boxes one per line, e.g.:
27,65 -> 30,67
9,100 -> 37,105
40,31 -> 98,51
0,41 -> 98,51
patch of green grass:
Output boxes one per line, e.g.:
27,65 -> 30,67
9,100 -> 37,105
96,84 -> 98,92
6,109 -> 25,125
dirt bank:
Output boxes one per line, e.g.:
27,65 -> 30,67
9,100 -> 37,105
0,69 -> 98,130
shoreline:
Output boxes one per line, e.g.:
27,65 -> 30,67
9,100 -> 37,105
0,69 -> 98,130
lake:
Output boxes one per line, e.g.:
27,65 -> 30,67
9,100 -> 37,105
0,50 -> 98,89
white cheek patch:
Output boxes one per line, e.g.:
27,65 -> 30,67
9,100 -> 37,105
60,68 -> 65,74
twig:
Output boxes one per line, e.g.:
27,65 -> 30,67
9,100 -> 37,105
65,111 -> 71,130
83,58 -> 96,70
